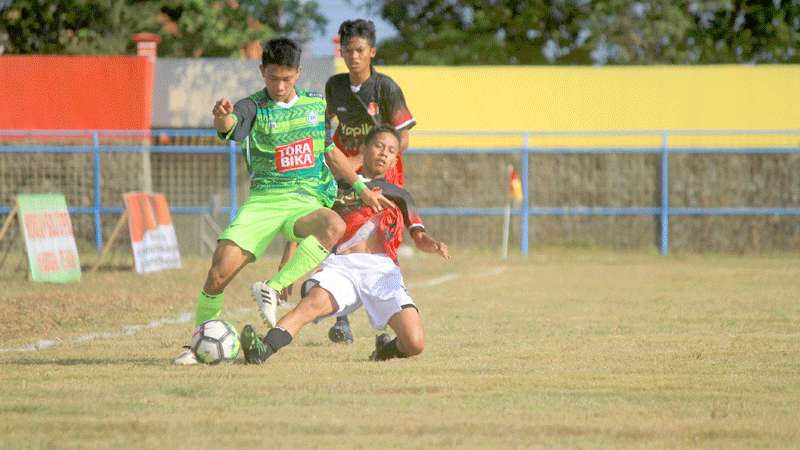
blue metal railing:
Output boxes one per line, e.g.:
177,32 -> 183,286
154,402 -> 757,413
0,129 -> 239,250
2,129 -> 799,255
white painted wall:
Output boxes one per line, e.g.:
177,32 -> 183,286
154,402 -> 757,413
152,57 -> 333,128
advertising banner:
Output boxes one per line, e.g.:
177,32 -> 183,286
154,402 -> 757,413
17,193 -> 81,283
125,192 -> 181,273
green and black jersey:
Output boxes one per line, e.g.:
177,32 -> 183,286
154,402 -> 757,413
220,88 -> 337,206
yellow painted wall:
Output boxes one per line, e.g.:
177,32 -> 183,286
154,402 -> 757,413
335,61 -> 800,147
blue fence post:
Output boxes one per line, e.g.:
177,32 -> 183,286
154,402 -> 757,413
520,132 -> 530,256
228,140 -> 238,222
92,131 -> 103,251
659,131 -> 669,256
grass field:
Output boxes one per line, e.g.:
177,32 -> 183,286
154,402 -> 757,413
1,248 -> 799,449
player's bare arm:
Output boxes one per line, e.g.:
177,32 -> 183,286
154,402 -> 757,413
325,147 -> 394,212
411,228 -> 450,260
398,129 -> 410,154
212,98 -> 236,133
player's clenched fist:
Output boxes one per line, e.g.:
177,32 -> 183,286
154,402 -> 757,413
212,98 -> 234,118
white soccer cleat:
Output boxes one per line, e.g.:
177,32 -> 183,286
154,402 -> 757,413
172,347 -> 199,365
251,280 -> 279,328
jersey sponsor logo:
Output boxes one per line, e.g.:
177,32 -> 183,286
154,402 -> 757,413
367,102 -> 379,116
307,112 -> 319,125
275,137 -> 315,173
341,123 -> 373,138
268,121 -> 278,129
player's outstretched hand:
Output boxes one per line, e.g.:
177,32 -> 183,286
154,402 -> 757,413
435,241 -> 450,260
212,98 -> 234,118
359,188 -> 395,212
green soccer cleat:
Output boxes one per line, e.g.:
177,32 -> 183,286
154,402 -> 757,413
240,325 -> 270,364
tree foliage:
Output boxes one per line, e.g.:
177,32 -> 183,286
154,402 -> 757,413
368,0 -> 800,65
0,0 -> 327,57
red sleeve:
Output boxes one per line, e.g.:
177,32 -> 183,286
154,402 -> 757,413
381,76 -> 416,131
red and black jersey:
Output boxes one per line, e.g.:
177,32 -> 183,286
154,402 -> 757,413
325,67 -> 416,186
332,178 -> 424,264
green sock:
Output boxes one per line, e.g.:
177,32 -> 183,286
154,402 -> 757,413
195,291 -> 224,326
267,235 -> 329,291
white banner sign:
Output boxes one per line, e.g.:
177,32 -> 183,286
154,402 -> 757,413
124,192 -> 181,273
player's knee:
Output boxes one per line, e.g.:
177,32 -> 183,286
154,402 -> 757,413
298,289 -> 331,317
323,213 -> 345,242
401,332 -> 424,356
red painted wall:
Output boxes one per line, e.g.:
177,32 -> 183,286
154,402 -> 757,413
0,56 -> 152,130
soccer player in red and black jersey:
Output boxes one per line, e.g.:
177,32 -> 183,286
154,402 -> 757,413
326,19 -> 416,187
319,19 -> 418,343
239,125 -> 449,365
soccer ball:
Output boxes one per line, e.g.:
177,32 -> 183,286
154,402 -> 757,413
191,320 -> 240,364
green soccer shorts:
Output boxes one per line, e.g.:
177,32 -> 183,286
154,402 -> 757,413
219,192 -> 324,259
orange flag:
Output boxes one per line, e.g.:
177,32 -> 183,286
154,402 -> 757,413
508,165 -> 523,205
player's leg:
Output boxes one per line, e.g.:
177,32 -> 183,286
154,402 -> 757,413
372,306 -> 424,361
253,204 -> 344,327
274,206 -> 345,283
286,208 -> 354,345
354,255 -> 423,361
242,255 -> 360,364
175,194 -> 283,365
173,240 -> 253,365
241,286 -> 336,364
196,239 -> 253,325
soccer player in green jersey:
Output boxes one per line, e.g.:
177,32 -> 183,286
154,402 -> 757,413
174,38 -> 393,365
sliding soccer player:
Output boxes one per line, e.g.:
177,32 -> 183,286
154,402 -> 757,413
240,125 -> 449,365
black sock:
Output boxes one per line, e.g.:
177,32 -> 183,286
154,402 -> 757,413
263,327 -> 293,353
375,338 -> 408,361
336,315 -> 349,325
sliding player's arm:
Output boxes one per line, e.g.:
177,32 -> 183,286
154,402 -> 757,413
398,129 -> 410,154
410,228 -> 449,260
325,147 -> 394,212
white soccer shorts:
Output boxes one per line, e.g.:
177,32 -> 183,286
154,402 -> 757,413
309,253 -> 415,330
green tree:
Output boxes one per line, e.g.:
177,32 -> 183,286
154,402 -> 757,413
0,0 -> 135,54
0,0 -> 327,56
687,0 -> 800,63
366,0 -> 800,65
245,0 -> 327,44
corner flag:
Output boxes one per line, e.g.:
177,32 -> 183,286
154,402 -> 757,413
508,166 -> 523,205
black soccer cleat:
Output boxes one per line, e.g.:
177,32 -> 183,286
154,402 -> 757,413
328,316 -> 354,344
369,333 -> 393,361
240,325 -> 270,364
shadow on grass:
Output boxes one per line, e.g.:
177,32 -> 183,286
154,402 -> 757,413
81,264 -> 134,272
0,357 -> 166,366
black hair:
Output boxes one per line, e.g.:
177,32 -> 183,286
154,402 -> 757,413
339,19 -> 376,47
261,38 -> 302,68
365,124 -> 401,147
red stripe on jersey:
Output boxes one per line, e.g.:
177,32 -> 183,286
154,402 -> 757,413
333,132 -> 359,157
390,108 -> 414,129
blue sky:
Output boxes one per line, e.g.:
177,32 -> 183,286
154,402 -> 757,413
308,0 -> 398,57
